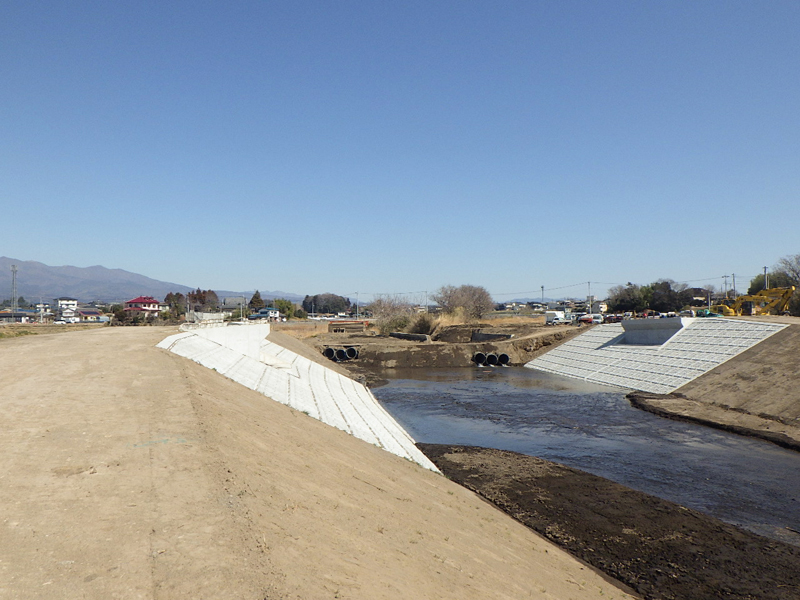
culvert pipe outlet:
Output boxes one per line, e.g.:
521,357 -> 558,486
335,348 -> 348,361
485,353 -> 499,366
473,352 -> 487,365
345,347 -> 359,359
498,353 -> 510,366
323,347 -> 336,360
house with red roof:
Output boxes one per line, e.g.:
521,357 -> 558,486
123,296 -> 161,319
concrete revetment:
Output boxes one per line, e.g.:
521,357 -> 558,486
157,323 -> 438,471
526,318 -> 788,394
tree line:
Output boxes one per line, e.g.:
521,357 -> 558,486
606,253 -> 800,316
159,289 -> 309,320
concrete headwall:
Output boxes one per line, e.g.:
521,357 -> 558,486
157,323 -> 438,471
620,317 -> 688,345
526,318 -> 788,394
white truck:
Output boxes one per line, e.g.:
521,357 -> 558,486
545,311 -> 570,325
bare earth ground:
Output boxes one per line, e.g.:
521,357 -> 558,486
0,327 -> 638,600
419,445 -> 800,600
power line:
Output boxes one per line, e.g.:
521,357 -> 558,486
492,274 -> 765,299
361,290 -> 428,297
360,272 -> 768,303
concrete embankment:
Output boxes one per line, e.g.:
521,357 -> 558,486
526,317 -> 788,393
0,327 -> 639,599
525,317 -> 800,450
157,323 -> 437,470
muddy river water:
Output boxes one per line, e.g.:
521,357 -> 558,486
372,366 -> 800,546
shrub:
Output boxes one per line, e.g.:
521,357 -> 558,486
407,312 -> 437,335
381,315 -> 411,334
369,294 -> 414,334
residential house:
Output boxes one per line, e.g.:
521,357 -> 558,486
123,296 -> 161,319
77,308 -> 104,322
54,297 -> 78,316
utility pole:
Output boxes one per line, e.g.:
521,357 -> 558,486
356,292 -> 359,319
764,266 -> 769,290
722,275 -> 729,298
11,264 -> 18,322
732,273 -> 736,298
541,285 -> 544,304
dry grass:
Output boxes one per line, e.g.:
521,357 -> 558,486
0,323 -> 104,339
271,320 -> 330,339
432,308 -> 467,327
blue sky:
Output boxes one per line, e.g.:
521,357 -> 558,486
2,1 -> 799,301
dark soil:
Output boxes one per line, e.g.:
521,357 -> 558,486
418,443 -> 800,600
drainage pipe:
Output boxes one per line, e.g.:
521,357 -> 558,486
497,353 -> 510,366
345,347 -> 359,360
473,352 -> 487,365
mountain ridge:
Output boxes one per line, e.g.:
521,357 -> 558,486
0,257 -> 302,304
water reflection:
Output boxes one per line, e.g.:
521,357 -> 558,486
372,367 -> 800,546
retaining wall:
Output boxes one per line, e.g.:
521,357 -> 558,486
157,323 -> 438,471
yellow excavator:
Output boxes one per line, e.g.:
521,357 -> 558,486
710,286 -> 795,316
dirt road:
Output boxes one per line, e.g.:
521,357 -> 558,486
0,327 -> 638,599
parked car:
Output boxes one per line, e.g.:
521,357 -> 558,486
53,319 -> 67,325
579,313 -> 604,324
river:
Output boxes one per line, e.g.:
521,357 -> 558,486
372,366 -> 800,547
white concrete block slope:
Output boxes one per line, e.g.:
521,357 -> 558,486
526,318 -> 788,394
157,324 -> 438,471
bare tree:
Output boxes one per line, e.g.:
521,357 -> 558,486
369,294 -> 414,334
775,254 -> 800,284
432,284 -> 494,320
774,254 -> 800,316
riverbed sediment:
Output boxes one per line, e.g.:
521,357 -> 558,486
420,444 -> 800,600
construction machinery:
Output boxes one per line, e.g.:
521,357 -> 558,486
710,286 -> 795,317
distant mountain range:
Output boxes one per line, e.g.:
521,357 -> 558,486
0,257 -> 303,304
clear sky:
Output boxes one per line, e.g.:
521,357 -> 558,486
2,1 -> 799,301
